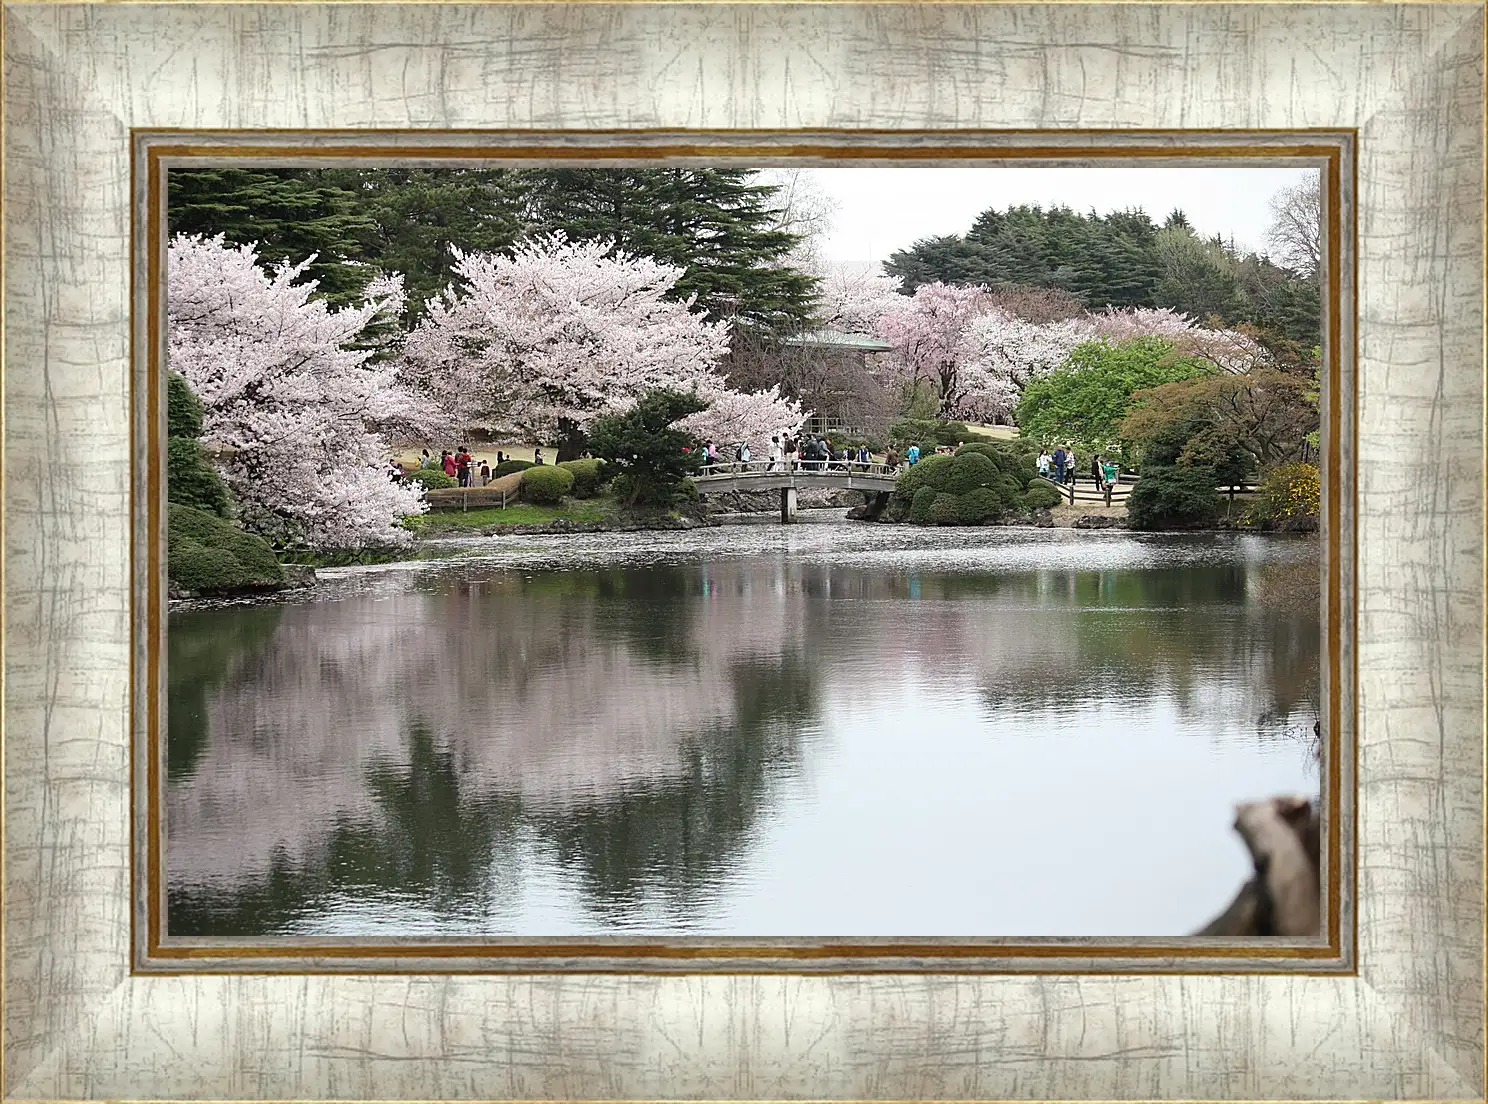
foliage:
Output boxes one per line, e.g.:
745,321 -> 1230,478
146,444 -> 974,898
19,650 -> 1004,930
169,166 -> 823,329
587,388 -> 708,508
1120,368 -> 1319,469
520,464 -> 576,505
406,466 -> 457,489
404,500 -> 610,534
166,371 -> 233,519
522,167 -> 819,330
1023,480 -> 1065,510
167,169 -> 382,309
167,438 -> 234,519
959,486 -> 1006,523
1014,337 -> 1211,455
925,493 -> 964,525
881,200 -> 1322,351
909,485 -> 939,524
168,234 -> 425,551
1244,462 -> 1322,526
556,458 -> 609,498
894,452 -> 955,497
492,459 -> 535,477
940,451 -> 999,495
400,234 -> 800,456
168,503 -> 286,593
892,438 -> 1039,525
884,204 -> 1162,309
1125,465 -> 1223,530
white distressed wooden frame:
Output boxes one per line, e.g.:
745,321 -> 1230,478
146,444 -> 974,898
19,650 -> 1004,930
4,2 -> 1483,1099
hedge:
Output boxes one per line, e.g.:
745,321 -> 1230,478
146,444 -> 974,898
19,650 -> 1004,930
493,459 -> 535,477
406,466 -> 456,490
520,464 -> 575,504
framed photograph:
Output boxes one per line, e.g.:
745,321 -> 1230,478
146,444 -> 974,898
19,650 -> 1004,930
4,2 -> 1483,1100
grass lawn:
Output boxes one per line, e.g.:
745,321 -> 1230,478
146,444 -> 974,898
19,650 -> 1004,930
406,499 -> 612,535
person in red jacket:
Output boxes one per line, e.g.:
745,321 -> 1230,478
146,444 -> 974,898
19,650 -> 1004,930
441,450 -> 457,479
455,446 -> 473,487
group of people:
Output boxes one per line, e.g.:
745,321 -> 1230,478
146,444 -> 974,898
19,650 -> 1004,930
763,435 -> 874,471
1037,446 -> 1122,502
385,446 -> 548,487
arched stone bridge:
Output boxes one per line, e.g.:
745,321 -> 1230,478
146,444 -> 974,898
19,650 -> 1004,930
695,461 -> 898,522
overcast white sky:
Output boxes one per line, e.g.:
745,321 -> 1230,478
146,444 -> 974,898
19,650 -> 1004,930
796,167 -> 1319,269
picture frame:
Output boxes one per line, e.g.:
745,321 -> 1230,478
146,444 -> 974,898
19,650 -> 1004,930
4,2 -> 1483,1098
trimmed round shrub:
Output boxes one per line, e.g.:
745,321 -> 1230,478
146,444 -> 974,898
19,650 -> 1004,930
994,474 -> 1024,502
520,464 -> 575,504
168,503 -> 285,593
959,486 -> 1005,523
1127,464 -> 1222,530
406,466 -> 456,490
926,493 -> 964,525
894,452 -> 953,496
167,437 -> 233,518
1023,480 -> 1065,510
909,485 -> 939,524
940,452 -> 998,495
557,458 -> 608,498
493,459 -> 535,477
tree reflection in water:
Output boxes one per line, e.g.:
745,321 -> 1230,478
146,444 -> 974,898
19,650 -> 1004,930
165,533 -> 1320,936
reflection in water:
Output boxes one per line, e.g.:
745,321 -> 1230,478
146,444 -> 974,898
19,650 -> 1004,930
166,527 -> 1321,937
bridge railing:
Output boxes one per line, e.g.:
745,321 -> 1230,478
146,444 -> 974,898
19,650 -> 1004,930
697,460 -> 899,479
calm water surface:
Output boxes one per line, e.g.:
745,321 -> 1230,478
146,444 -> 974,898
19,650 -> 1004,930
167,522 -> 1320,938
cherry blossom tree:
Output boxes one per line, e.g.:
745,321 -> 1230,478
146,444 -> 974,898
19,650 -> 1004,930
400,234 -> 741,458
401,233 -> 809,458
168,233 -> 426,550
810,262 -> 908,333
956,312 -> 1097,420
873,281 -> 994,417
679,381 -> 806,455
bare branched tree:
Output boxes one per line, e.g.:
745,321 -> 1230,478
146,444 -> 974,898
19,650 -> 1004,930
1264,176 -> 1322,280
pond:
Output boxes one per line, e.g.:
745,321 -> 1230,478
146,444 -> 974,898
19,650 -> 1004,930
166,522 -> 1321,939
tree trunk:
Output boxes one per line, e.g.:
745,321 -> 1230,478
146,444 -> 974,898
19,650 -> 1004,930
555,418 -> 586,462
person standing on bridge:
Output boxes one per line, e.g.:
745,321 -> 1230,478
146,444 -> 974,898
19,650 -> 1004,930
1101,456 -> 1119,506
784,436 -> 799,471
769,436 -> 782,470
1052,445 -> 1066,484
1037,449 -> 1051,479
1091,452 -> 1103,488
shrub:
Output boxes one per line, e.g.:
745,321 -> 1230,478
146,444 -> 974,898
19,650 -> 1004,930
1023,480 -> 1065,510
674,476 -> 700,502
959,486 -> 1005,523
909,485 -> 939,524
168,503 -> 285,593
1244,462 -> 1321,527
934,421 -> 974,446
894,452 -> 952,497
557,458 -> 608,498
167,437 -> 233,518
940,452 -> 999,495
1126,464 -> 1222,530
406,466 -> 456,490
493,459 -> 535,477
889,418 -> 940,447
520,464 -> 575,504
926,493 -> 964,525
